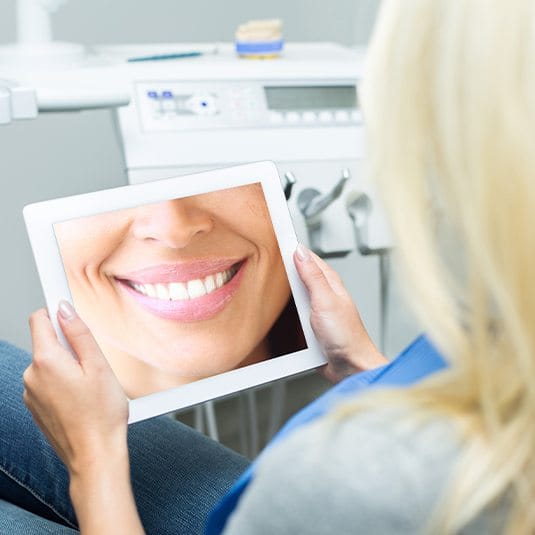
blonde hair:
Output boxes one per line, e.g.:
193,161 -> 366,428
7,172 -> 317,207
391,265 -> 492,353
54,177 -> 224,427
346,0 -> 535,532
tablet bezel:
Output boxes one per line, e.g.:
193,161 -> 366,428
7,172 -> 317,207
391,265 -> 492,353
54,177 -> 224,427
23,161 -> 326,424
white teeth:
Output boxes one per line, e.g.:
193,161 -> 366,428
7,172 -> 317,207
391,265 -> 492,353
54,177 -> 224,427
204,274 -> 216,293
169,282 -> 188,300
187,279 -> 206,299
127,265 -> 239,301
156,283 -> 170,300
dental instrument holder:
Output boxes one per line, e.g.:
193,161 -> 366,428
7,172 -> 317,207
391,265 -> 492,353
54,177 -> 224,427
283,171 -> 297,200
346,191 -> 391,352
297,169 -> 351,259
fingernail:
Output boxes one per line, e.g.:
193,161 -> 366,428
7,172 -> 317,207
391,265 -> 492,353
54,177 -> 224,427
296,244 -> 310,262
58,300 -> 77,321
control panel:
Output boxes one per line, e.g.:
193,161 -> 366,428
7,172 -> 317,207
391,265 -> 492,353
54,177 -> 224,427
135,81 -> 362,132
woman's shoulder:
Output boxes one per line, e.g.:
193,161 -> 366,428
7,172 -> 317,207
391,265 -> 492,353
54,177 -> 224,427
224,406 -> 498,534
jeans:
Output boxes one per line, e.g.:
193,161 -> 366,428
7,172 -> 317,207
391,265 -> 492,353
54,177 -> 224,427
0,340 -> 250,534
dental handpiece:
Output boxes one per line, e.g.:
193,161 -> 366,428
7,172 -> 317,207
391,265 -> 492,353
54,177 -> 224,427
346,190 -> 372,254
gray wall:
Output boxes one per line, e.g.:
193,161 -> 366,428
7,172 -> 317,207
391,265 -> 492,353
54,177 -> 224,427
1,0 -> 379,45
0,0 -> 381,350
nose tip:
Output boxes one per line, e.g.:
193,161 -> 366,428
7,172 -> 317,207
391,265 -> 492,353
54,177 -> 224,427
132,198 -> 214,249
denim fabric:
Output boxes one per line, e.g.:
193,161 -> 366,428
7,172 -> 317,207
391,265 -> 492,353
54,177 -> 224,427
0,499 -> 77,534
0,340 -> 249,534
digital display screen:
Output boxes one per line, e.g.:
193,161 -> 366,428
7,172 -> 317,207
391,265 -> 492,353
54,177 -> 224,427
53,183 -> 306,400
265,86 -> 358,110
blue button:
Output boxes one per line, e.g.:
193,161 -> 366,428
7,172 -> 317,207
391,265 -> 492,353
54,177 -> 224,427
162,91 -> 173,98
147,91 -> 158,98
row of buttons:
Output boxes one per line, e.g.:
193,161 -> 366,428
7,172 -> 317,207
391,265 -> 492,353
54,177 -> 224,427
269,110 -> 361,124
147,91 -> 173,99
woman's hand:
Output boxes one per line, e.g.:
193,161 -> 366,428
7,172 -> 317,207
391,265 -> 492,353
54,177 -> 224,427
24,302 -> 128,476
294,245 -> 388,384
24,302 -> 144,535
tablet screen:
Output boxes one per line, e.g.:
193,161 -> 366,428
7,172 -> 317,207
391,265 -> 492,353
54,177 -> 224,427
52,183 -> 307,399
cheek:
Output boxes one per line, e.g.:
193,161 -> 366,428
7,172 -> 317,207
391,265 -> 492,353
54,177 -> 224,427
257,226 -> 282,268
230,206 -> 288,297
269,259 -> 291,311
256,232 -> 291,314
57,234 -> 121,285
55,213 -> 132,282
213,183 -> 271,228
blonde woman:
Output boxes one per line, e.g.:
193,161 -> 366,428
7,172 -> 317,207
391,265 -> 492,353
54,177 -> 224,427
0,0 -> 531,532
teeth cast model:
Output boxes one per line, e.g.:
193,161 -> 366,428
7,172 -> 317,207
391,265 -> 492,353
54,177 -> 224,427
128,266 -> 237,301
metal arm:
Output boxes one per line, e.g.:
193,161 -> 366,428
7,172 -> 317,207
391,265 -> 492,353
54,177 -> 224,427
297,168 -> 351,258
298,168 -> 350,227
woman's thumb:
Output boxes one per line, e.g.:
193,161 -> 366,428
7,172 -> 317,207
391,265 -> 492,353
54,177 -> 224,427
294,245 -> 334,310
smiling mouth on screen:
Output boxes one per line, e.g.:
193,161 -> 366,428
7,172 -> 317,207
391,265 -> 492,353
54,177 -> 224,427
115,259 -> 246,322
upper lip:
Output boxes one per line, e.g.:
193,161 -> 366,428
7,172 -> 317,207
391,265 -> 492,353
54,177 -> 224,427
115,258 -> 245,284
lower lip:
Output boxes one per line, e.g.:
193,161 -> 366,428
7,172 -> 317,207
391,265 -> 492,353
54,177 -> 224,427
117,263 -> 246,322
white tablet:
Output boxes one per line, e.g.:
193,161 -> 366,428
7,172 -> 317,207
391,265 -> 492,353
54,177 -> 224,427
24,161 -> 325,424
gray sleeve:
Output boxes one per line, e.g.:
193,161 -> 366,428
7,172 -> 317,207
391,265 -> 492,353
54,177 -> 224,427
222,409 -> 462,535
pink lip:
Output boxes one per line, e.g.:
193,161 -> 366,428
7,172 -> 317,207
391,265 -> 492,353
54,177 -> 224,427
116,260 -> 247,322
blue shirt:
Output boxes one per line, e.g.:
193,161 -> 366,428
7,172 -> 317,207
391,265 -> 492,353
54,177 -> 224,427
206,335 -> 447,535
